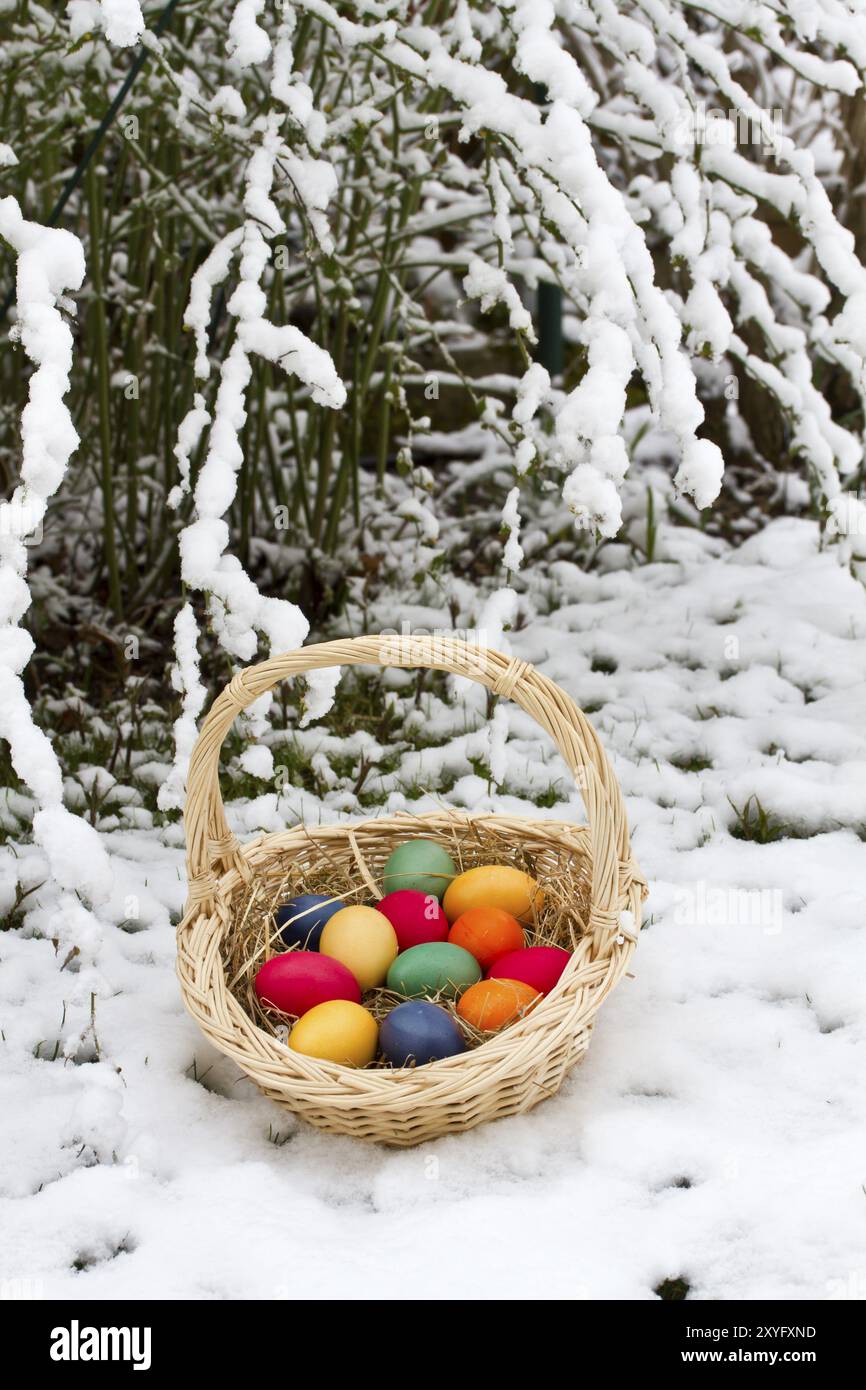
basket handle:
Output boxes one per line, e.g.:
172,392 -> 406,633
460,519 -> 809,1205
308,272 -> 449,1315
182,635 -> 644,952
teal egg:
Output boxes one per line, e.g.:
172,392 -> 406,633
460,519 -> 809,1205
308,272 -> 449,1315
382,839 -> 456,900
387,942 -> 481,999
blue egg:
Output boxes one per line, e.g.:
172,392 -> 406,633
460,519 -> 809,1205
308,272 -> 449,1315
276,893 -> 345,950
380,1000 -> 466,1068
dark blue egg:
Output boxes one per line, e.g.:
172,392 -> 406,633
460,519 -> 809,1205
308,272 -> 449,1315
276,893 -> 345,950
380,1000 -> 466,1068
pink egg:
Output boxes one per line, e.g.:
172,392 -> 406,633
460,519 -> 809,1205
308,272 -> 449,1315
376,889 -> 449,952
254,952 -> 361,1017
487,946 -> 572,995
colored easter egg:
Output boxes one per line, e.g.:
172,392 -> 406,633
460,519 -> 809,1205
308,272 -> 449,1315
380,1000 -> 467,1067
457,977 -> 540,1032
382,839 -> 456,900
376,889 -> 449,952
288,999 -> 378,1067
254,951 -> 361,1016
319,905 -> 399,991
448,906 -> 525,969
275,893 -> 345,950
443,864 -> 545,924
387,942 -> 481,999
488,946 -> 572,995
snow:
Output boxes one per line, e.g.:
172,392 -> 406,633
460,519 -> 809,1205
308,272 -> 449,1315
239,745 -> 275,780
510,0 -> 598,117
463,258 -> 534,337
157,605 -> 208,814
300,668 -> 343,729
563,463 -> 623,538
501,487 -> 524,573
278,152 -> 338,254
0,199 -> 113,900
165,113 -> 347,801
32,807 -> 112,907
167,395 -> 210,510
513,362 -> 550,427
239,320 -> 346,408
227,0 -> 271,68
674,438 -> 726,512
476,585 -> 519,656
827,495 -> 866,561
67,0 -> 144,48
184,231 -> 244,382
99,0 -> 144,48
1,517 -> 864,1298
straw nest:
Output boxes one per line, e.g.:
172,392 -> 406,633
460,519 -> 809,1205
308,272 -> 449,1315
224,813 -> 595,1058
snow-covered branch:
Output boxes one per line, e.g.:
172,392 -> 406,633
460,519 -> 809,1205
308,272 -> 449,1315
0,197 -> 112,902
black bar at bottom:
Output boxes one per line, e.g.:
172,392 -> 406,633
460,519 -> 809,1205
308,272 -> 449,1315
0,1296 -> 859,1373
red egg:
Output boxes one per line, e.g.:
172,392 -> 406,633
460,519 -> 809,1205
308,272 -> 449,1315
487,946 -> 572,995
254,952 -> 361,1017
376,890 -> 449,952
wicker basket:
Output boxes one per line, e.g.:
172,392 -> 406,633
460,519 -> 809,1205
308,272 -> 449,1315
177,634 -> 646,1145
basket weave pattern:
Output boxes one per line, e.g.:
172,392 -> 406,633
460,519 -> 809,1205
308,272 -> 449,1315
178,635 -> 646,1145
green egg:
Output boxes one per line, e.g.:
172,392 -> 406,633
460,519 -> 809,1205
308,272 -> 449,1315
382,839 -> 457,900
387,942 -> 481,999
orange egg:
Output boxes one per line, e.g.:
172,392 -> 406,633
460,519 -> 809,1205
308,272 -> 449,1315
448,907 -> 525,970
442,864 -> 545,924
457,977 -> 540,1032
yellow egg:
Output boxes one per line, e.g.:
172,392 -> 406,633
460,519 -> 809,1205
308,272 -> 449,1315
442,865 -> 545,924
288,999 -> 378,1067
319,905 -> 399,990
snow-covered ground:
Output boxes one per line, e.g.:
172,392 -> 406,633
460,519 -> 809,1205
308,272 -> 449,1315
2,516 -> 864,1301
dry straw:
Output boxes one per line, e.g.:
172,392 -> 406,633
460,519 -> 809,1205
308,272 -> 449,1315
177,635 -> 647,1145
